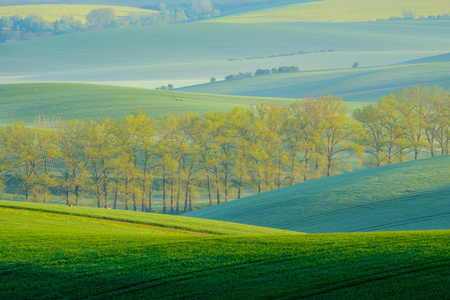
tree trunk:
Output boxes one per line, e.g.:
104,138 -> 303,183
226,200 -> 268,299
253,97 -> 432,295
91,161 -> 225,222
170,179 -> 174,214
65,185 -> 70,205
103,181 -> 108,208
224,165 -> 229,202
148,180 -> 153,212
162,172 -> 167,214
75,185 -> 80,206
184,182 -> 190,212
206,170 -> 212,206
215,170 -> 220,205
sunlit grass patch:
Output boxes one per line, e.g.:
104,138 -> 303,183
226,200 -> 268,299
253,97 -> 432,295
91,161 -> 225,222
212,0 -> 450,23
0,4 -> 157,23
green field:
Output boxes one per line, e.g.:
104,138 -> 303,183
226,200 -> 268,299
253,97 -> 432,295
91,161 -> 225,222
0,4 -> 157,23
186,156 -> 450,233
0,83 -> 312,126
179,61 -> 450,101
1,20 -> 449,93
0,202 -> 448,299
212,0 -> 450,23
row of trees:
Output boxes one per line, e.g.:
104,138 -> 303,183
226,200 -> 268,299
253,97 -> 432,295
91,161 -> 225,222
225,66 -> 300,81
0,9 -> 122,43
354,85 -> 449,166
0,86 -> 448,213
150,0 -> 220,25
0,1 -> 221,43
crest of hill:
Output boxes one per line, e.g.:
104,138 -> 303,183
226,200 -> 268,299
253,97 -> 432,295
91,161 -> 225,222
0,83 -> 299,126
0,4 -> 157,23
402,52 -> 450,65
211,0 -> 450,23
0,200 -> 293,235
186,156 -> 450,233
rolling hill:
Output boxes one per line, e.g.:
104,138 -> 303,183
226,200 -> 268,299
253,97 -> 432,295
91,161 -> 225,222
185,156 -> 450,233
0,201 -> 448,299
1,20 -> 449,93
212,0 -> 450,23
0,83 -> 317,126
178,62 -> 450,101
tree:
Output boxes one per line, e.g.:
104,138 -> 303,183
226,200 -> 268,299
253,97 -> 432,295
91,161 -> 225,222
0,128 -> 13,196
86,8 -> 116,29
84,119 -> 117,208
2,122 -> 42,202
353,104 -> 387,166
377,94 -> 409,164
424,86 -> 449,157
231,106 -> 254,198
56,119 -> 88,206
317,94 -> 365,176
398,86 -> 429,160
35,117 -> 60,203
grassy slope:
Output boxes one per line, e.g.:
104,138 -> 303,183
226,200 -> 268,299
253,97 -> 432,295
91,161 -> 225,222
0,83 -> 305,125
186,156 -> 450,233
1,21 -> 449,90
0,203 -> 448,299
212,0 -> 450,23
0,4 -> 157,22
178,62 -> 450,102
0,201 -> 290,235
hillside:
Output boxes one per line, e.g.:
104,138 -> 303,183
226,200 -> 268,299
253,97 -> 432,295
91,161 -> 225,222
1,20 -> 449,92
0,201 -> 290,235
0,202 -> 448,299
186,156 -> 450,233
212,0 -> 450,23
178,62 -> 450,102
0,83 -> 307,126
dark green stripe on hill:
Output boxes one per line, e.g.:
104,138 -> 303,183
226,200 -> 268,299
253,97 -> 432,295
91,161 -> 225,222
185,156 -> 450,233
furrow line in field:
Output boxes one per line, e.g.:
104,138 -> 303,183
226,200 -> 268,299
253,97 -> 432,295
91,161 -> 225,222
275,258 -> 450,299
84,254 -> 304,300
349,212 -> 450,232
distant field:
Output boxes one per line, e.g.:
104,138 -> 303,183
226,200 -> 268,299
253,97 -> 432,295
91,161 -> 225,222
179,62 -> 450,102
0,4 -> 157,23
0,83 -> 305,126
0,202 -> 448,299
186,156 -> 450,233
212,0 -> 450,23
0,21 -> 449,91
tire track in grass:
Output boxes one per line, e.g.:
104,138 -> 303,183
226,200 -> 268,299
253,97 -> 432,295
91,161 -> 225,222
350,212 -> 450,232
78,216 -> 214,236
84,254 -> 305,300
85,256 -> 450,300
275,258 -> 450,299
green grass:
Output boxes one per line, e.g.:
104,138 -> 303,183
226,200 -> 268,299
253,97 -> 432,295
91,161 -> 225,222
212,0 -> 450,23
1,21 -> 449,91
0,4 -> 157,23
186,156 -> 450,233
0,201 -> 290,235
179,62 -> 450,102
0,83 -> 301,126
0,203 -> 448,299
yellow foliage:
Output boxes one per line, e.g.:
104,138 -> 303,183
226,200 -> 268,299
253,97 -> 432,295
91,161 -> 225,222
0,4 -> 157,23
